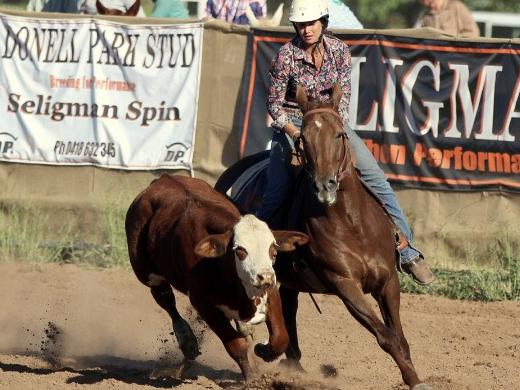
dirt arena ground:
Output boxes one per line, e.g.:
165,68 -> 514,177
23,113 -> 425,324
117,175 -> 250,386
1,261 -> 519,390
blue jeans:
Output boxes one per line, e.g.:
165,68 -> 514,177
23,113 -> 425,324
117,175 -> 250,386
256,125 -> 421,264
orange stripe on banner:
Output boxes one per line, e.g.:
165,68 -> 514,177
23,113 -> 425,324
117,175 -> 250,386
342,39 -> 519,54
253,35 -> 519,55
385,174 -> 520,188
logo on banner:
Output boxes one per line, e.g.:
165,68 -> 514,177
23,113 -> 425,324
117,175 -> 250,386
0,132 -> 17,157
164,142 -> 190,164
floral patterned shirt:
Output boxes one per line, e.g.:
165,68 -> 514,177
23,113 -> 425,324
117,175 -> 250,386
267,34 -> 352,131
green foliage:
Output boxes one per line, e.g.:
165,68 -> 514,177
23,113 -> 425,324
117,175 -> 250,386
350,0 -> 520,29
400,237 -> 520,301
0,203 -> 129,269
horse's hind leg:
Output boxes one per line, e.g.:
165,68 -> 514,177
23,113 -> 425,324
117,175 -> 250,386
335,278 -> 423,389
279,285 -> 304,371
149,279 -> 200,361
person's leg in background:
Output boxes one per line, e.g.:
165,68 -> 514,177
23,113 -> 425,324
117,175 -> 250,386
345,126 -> 435,285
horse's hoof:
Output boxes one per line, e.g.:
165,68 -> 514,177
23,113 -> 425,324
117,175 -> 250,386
254,343 -> 278,362
278,358 -> 306,373
173,319 -> 200,360
411,383 -> 432,390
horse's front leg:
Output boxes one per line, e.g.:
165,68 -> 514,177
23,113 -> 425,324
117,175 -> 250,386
254,286 -> 289,361
332,276 -> 426,389
278,285 -> 305,371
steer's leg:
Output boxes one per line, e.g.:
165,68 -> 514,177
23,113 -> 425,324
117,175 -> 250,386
333,276 -> 422,389
150,280 -> 200,361
278,285 -> 304,371
192,299 -> 254,380
254,286 -> 289,362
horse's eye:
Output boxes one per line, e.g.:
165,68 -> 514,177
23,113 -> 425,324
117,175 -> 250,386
235,247 -> 248,261
336,133 -> 343,139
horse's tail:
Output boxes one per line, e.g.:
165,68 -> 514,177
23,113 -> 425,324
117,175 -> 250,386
214,150 -> 270,195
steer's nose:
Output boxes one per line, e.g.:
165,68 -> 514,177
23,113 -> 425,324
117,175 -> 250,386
256,271 -> 275,288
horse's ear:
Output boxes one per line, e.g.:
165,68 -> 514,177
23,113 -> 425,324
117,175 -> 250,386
125,0 -> 140,16
331,84 -> 342,111
296,85 -> 309,112
96,0 -> 109,14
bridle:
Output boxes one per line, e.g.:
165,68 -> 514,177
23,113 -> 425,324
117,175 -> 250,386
295,107 -> 351,182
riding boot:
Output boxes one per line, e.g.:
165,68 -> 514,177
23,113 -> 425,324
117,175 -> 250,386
395,231 -> 436,285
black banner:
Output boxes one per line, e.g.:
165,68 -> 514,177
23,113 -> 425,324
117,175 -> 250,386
238,30 -> 520,192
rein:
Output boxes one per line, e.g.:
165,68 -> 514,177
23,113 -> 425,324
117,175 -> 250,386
298,107 -> 351,182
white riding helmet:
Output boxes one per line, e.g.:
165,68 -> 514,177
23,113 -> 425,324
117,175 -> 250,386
289,0 -> 329,23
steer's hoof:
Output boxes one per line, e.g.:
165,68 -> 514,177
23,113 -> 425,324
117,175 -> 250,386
173,319 -> 200,361
254,343 -> 278,362
411,383 -> 432,390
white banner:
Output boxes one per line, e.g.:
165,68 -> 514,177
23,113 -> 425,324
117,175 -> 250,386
0,14 -> 203,171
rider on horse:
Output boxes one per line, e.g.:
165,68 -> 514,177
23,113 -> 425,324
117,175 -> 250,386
256,0 -> 435,285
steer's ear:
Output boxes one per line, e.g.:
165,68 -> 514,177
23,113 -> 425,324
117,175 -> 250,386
194,231 -> 233,258
272,231 -> 309,252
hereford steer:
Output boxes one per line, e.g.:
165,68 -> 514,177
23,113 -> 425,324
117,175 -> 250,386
125,174 -> 308,379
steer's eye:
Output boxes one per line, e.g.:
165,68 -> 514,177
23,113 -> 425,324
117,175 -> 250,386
235,247 -> 247,261
269,245 -> 278,260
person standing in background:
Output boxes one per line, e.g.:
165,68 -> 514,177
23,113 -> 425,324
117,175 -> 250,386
79,0 -> 146,16
151,0 -> 189,18
27,0 -> 78,13
416,0 -> 479,37
328,0 -> 363,29
205,0 -> 266,25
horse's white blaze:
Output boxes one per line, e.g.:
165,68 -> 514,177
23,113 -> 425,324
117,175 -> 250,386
216,292 -> 268,325
233,215 -> 277,299
147,273 -> 166,287
315,120 -> 322,128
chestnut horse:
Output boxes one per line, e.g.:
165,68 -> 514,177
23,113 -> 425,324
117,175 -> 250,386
96,0 -> 140,16
215,85 -> 430,389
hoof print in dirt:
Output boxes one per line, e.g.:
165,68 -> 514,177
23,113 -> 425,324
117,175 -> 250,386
240,372 -> 341,390
411,383 -> 433,390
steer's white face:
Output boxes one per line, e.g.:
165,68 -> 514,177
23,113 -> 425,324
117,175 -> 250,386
232,214 -> 278,299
